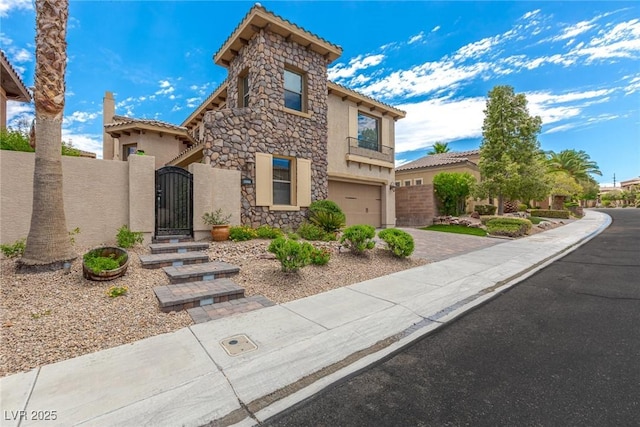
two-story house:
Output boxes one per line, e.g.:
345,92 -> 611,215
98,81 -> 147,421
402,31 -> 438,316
104,5 -> 405,229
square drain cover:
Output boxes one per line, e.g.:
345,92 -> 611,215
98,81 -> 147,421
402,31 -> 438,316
220,334 -> 257,356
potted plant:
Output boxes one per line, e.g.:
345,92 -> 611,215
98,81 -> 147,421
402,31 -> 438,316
82,247 -> 129,281
202,209 -> 232,241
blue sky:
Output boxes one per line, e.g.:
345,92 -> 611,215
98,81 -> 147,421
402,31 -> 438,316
2,0 -> 639,185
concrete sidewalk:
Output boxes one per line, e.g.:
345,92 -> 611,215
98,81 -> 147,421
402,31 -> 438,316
1,210 -> 611,427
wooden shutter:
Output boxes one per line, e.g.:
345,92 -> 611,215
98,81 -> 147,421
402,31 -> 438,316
255,153 -> 272,206
296,158 -> 311,207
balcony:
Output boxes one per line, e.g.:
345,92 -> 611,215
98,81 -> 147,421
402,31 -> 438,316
346,137 -> 394,167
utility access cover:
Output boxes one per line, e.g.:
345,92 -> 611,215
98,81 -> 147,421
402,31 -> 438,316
220,334 -> 257,356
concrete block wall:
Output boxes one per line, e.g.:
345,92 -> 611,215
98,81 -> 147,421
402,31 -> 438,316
395,184 -> 438,227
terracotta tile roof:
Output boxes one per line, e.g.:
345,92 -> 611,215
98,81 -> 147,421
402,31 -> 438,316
105,116 -> 189,132
214,4 -> 342,67
1,49 -> 31,102
396,149 -> 480,172
328,81 -> 406,119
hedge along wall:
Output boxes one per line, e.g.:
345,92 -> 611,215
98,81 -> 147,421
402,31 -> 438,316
395,184 -> 438,226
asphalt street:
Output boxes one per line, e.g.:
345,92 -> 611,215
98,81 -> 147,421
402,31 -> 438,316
266,209 -> 640,427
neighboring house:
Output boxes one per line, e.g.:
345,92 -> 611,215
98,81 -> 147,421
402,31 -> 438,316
105,5 -> 405,228
394,150 -> 481,188
620,177 -> 640,191
103,92 -> 197,169
1,50 -> 31,129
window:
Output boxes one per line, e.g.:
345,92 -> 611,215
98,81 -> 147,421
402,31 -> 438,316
284,69 -> 304,111
273,157 -> 292,205
357,112 -> 380,151
404,180 -> 411,187
395,181 -> 401,187
255,153 -> 311,209
238,71 -> 249,108
123,144 -> 137,161
415,178 -> 423,185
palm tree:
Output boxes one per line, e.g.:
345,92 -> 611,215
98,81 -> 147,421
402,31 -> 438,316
21,0 -> 76,268
428,141 -> 450,155
546,149 -> 602,182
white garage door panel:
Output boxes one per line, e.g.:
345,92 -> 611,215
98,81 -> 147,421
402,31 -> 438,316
328,181 -> 381,227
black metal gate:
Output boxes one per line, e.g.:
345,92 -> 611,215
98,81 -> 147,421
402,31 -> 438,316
155,166 -> 193,237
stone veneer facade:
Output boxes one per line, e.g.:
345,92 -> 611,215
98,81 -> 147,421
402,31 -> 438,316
202,28 -> 330,228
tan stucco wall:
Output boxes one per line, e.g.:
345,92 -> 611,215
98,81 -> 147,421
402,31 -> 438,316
115,132 -> 188,169
190,163 -> 241,241
326,94 -> 396,226
0,151 -> 157,247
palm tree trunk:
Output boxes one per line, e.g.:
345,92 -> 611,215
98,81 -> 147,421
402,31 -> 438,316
20,0 -> 76,268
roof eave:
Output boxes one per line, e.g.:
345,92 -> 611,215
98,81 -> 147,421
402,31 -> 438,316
213,6 -> 342,68
1,52 -> 31,102
328,81 -> 406,120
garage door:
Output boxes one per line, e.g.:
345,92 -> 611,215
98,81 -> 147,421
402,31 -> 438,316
328,180 -> 381,227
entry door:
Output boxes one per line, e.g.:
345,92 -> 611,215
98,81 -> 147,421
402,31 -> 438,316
155,166 -> 193,236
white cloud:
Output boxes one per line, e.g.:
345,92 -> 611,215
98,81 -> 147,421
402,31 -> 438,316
61,130 -> 103,159
394,97 -> 487,154
395,158 -> 411,167
571,19 -> 640,61
453,36 -> 498,61
521,9 -> 541,20
0,0 -> 33,17
64,111 -> 99,126
12,48 -> 32,63
6,101 -> 34,129
552,20 -> 597,42
159,80 -> 171,88
328,54 -> 385,80
431,25 -> 441,33
408,31 -> 424,44
186,97 -> 201,108
544,123 -> 578,134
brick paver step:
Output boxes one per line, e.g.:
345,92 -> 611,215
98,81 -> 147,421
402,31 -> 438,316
149,242 -> 210,254
153,278 -> 245,313
163,261 -> 240,284
187,295 -> 276,323
139,252 -> 209,269
152,235 -> 193,244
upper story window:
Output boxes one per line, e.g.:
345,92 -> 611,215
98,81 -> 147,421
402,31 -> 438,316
238,70 -> 249,108
123,143 -> 137,161
284,68 -> 304,112
357,112 -> 380,151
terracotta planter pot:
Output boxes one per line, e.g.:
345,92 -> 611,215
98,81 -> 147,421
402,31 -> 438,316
211,225 -> 230,241
83,247 -> 129,281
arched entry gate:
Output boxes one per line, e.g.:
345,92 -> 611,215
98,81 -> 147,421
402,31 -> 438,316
155,166 -> 193,237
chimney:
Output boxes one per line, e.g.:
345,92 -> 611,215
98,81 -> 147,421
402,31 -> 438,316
103,91 -> 115,160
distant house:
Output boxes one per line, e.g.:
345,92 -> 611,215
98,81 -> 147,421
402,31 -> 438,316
620,177 -> 640,191
103,5 -> 405,229
394,150 -> 481,188
0,50 -> 31,129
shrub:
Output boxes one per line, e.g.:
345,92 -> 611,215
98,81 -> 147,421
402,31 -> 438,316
297,222 -> 335,241
1,238 -> 26,258
83,251 -> 126,274
310,247 -> 331,265
229,225 -> 257,241
308,200 -> 346,233
475,204 -> 497,215
518,203 -> 528,212
433,172 -> 476,216
255,224 -> 283,239
0,129 -> 33,152
486,218 -> 532,238
340,225 -> 376,255
267,236 -> 314,273
378,228 -> 415,258
116,225 -> 144,248
287,232 -> 300,240
106,286 -> 128,298
528,209 -> 570,219
309,210 -> 346,234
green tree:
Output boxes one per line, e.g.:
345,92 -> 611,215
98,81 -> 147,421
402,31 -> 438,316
433,172 -> 476,216
476,85 -> 549,214
427,141 -> 450,155
546,149 -> 602,182
21,0 -> 76,268
549,171 -> 582,209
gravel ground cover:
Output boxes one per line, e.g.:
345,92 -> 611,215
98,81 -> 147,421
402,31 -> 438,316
0,239 -> 426,377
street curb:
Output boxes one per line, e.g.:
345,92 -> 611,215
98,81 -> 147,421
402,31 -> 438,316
253,211 -> 612,426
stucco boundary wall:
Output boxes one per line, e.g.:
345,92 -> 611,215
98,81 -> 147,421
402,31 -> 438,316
1,151 -> 240,248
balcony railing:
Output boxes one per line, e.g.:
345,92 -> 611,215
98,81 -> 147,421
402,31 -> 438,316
347,137 -> 394,164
